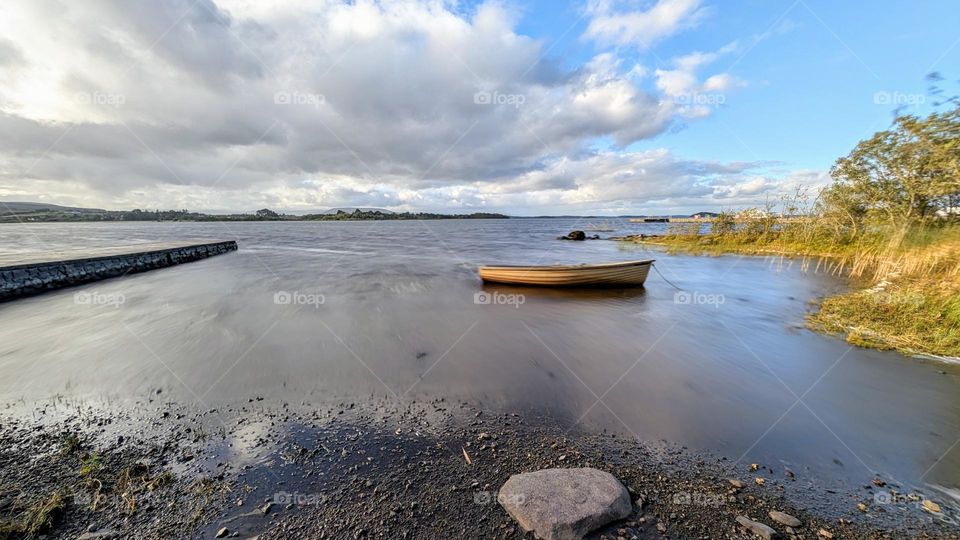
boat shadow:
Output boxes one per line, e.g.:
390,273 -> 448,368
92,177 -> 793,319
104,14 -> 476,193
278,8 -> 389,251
479,282 -> 648,302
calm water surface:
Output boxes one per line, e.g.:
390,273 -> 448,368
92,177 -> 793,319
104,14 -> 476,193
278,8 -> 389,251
1,220 -> 958,501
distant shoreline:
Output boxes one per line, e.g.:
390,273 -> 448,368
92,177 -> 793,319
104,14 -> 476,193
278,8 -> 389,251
1,213 -> 729,223
0,209 -> 510,223
0,202 -> 725,223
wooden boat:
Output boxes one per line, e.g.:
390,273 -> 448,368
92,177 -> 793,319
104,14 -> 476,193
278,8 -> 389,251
478,260 -> 654,287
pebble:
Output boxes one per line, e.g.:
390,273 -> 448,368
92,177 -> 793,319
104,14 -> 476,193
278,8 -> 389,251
768,510 -> 801,527
736,516 -> 776,540
216,527 -> 229,538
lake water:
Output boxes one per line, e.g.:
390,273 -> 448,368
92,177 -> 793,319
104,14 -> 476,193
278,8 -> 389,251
1,219 -> 958,502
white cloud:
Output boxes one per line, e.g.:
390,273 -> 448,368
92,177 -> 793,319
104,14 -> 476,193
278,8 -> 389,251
654,41 -> 745,118
0,0 -> 808,215
583,0 -> 708,48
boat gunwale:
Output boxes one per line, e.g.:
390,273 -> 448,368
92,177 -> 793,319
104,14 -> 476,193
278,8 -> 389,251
478,259 -> 654,272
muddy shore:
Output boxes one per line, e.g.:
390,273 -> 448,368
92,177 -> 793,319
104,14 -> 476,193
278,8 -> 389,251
1,398 -> 956,539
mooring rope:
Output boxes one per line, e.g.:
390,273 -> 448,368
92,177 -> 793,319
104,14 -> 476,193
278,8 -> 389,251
651,262 -> 684,291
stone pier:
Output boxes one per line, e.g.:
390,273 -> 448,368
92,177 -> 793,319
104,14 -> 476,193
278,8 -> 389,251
0,240 -> 238,302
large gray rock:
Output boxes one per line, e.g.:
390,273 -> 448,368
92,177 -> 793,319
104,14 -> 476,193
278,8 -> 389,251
498,468 -> 631,540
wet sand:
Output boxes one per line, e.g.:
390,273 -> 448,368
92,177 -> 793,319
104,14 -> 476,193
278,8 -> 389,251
2,399 -> 956,539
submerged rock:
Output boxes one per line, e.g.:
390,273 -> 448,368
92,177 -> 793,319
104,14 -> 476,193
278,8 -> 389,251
498,467 -> 631,540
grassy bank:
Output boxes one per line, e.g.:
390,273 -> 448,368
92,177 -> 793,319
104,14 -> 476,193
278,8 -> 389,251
626,222 -> 960,358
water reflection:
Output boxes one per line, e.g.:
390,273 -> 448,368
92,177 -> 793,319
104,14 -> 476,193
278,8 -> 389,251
480,282 -> 649,301
0,220 -> 957,500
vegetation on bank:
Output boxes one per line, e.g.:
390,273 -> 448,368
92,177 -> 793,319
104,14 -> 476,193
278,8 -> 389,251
628,79 -> 960,358
648,222 -> 960,357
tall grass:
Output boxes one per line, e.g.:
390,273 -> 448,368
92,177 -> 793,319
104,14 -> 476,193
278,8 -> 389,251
660,217 -> 960,282
644,218 -> 960,357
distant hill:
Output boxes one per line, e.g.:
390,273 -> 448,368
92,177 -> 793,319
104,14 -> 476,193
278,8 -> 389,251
0,201 -> 105,215
321,207 -> 395,215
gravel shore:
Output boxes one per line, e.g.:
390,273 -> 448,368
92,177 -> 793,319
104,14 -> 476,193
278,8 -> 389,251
1,398 -> 956,539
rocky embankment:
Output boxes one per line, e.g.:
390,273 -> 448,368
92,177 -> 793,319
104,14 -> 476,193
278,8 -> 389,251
0,241 -> 237,302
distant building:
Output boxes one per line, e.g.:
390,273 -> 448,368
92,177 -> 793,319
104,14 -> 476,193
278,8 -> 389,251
690,212 -> 719,219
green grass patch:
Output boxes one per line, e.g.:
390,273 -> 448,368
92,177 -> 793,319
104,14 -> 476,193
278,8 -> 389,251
810,279 -> 960,357
624,222 -> 960,358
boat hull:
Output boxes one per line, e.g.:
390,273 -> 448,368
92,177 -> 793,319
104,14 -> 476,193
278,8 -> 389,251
478,260 -> 653,287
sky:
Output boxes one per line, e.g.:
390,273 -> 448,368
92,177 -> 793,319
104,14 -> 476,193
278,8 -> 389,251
0,0 -> 957,216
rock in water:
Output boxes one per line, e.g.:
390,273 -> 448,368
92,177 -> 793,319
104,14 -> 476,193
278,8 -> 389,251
736,516 -> 776,540
563,230 -> 586,241
498,468 -> 631,540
